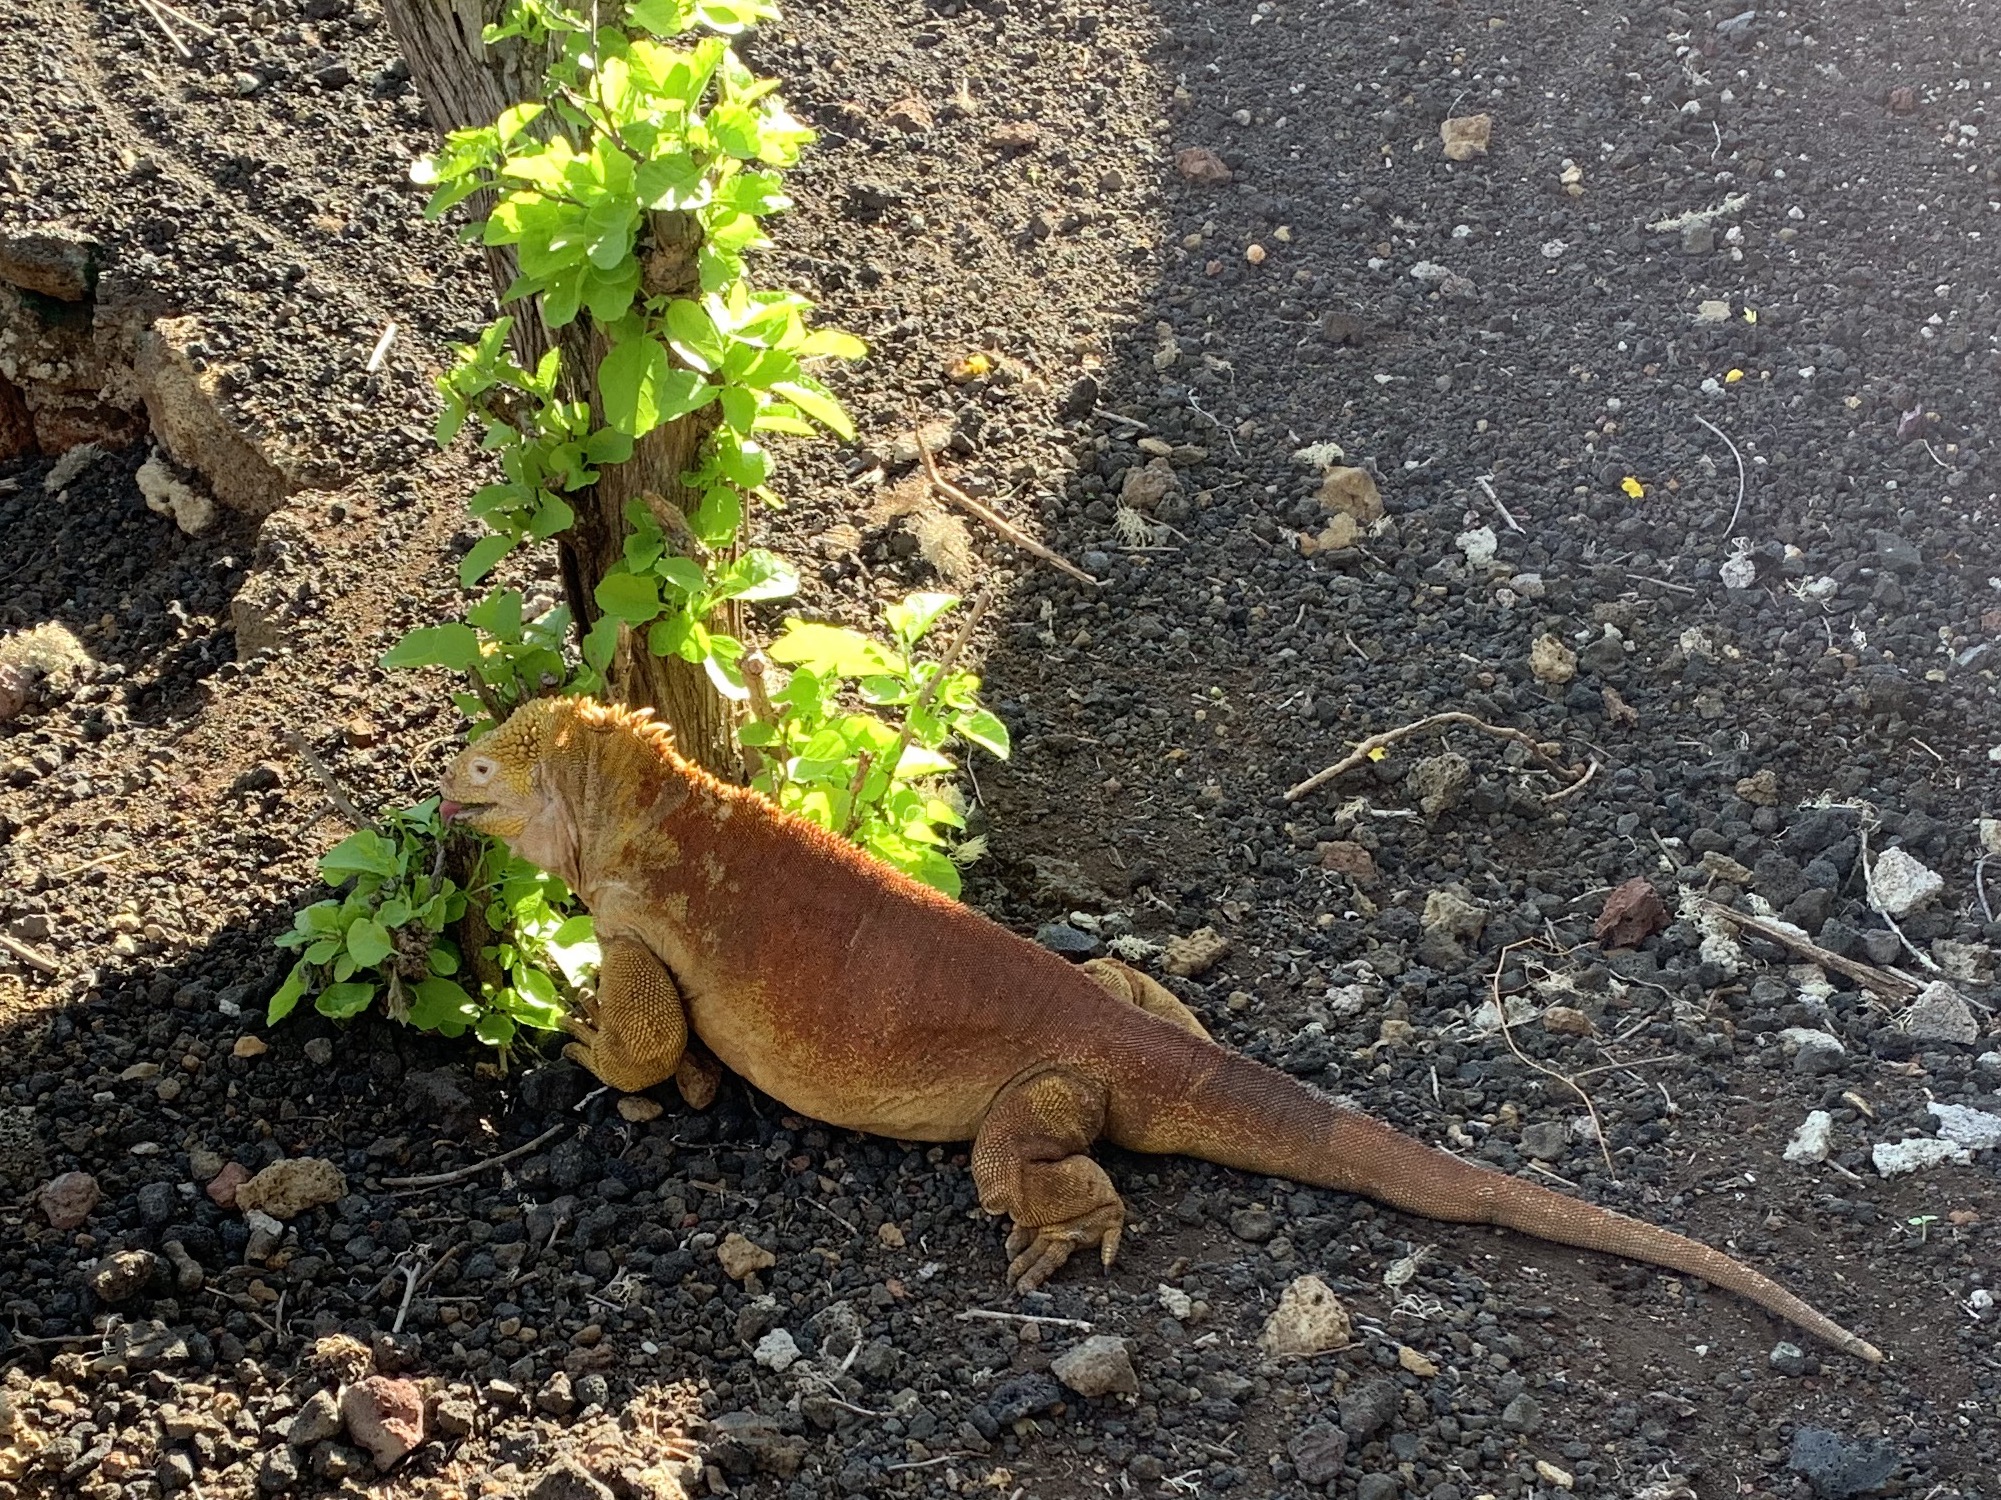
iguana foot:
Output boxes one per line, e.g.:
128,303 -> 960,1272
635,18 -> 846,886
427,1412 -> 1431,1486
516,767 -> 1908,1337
1005,1194 -> 1124,1290
1081,957 -> 1212,1040
972,1067 -> 1126,1290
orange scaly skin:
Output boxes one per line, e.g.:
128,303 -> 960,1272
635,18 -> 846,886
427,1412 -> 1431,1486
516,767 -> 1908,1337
440,696 -> 1883,1364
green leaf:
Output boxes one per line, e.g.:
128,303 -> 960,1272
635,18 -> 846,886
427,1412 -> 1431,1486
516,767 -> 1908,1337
320,828 -> 401,883
346,917 -> 394,969
475,1011 -> 518,1048
885,591 -> 960,646
767,621 -> 894,677
769,378 -> 853,440
716,384 -> 757,434
497,101 -> 545,144
582,613 -> 621,672
797,327 -> 867,360
895,744 -> 957,778
377,897 -> 412,930
458,533 -> 518,587
380,623 -> 483,673
595,570 -> 662,624
316,981 -> 377,1021
598,335 -> 710,438
628,0 -> 694,36
267,963 -> 309,1025
545,915 -> 601,986
467,590 -> 525,639
303,938 -> 340,964
692,485 -> 742,546
654,556 -> 707,596
428,945 -> 460,977
957,707 -> 1011,759
408,976 -> 478,1031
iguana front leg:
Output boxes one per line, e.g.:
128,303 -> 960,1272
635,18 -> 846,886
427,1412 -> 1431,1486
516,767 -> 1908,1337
972,1068 -> 1124,1290
564,936 -> 718,1107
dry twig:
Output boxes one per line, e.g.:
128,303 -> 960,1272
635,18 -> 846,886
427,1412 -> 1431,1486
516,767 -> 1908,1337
1284,711 -> 1586,803
953,1308 -> 1094,1330
1489,941 -> 1615,1176
1859,824 -> 1944,976
912,408 -> 1099,587
1694,413 -> 1748,537
282,728 -> 367,827
0,933 -> 59,974
382,1122 -> 570,1190
1696,900 -> 1919,1000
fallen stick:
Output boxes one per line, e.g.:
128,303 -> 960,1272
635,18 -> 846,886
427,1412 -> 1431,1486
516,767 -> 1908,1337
1488,941 -> 1615,1177
382,1122 -> 569,1190
0,933 -> 59,974
954,1308 -> 1094,1331
1696,900 -> 1919,1001
1284,711 -> 1586,803
912,412 -> 1100,588
282,728 -> 367,828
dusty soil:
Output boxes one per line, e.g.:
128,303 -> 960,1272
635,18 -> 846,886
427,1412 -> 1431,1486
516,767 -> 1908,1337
3,0 -> 2000,1498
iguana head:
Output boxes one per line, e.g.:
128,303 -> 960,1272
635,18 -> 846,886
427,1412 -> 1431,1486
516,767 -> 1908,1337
439,697 -> 580,877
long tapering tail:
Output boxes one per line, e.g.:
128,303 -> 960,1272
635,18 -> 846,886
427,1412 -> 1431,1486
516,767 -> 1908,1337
1124,1046 -> 1882,1363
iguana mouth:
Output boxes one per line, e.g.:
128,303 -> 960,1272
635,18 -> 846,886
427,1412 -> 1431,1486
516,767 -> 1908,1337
439,800 -> 491,825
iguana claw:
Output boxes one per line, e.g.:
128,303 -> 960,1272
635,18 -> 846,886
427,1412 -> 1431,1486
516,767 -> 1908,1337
1005,1207 -> 1124,1291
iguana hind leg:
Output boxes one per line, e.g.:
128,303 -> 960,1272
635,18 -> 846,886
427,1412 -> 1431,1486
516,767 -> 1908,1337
1080,957 -> 1211,1040
564,936 -> 712,1106
972,1067 -> 1124,1291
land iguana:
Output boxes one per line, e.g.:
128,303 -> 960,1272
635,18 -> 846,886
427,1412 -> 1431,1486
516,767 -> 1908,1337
438,695 -> 1882,1363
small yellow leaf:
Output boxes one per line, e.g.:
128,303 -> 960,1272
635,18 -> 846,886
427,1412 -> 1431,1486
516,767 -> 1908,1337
947,352 -> 991,383
1725,368 -> 1744,384
1743,308 -> 1758,323
1620,475 -> 1644,499
1367,746 -> 1389,762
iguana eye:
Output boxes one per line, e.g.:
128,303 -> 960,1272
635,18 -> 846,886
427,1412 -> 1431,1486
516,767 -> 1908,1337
468,757 -> 496,783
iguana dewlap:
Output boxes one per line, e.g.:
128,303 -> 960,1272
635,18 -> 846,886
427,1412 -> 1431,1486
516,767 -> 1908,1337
438,696 -> 1882,1363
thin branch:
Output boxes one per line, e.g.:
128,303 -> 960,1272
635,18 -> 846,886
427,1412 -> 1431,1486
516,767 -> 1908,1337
381,1122 -> 569,1190
135,0 -> 193,57
1488,941 -> 1615,1176
913,408 -> 1099,587
1696,900 -> 1919,1000
282,729 -> 367,828
1859,824 -> 1944,976
1284,711 -> 1585,803
887,1453 -> 985,1473
953,1308 -> 1094,1331
391,1256 -> 423,1335
1695,413 -> 1748,537
1542,757 -> 1600,804
141,0 -> 217,34
0,933 -> 60,974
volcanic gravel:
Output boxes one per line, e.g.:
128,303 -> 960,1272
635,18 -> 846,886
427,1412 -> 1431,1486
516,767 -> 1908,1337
3,0 -> 2000,1497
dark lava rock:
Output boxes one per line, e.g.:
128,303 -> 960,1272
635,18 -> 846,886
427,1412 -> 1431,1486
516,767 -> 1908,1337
987,1372 -> 1065,1423
1788,1427 -> 1900,1497
1035,921 -> 1104,958
1339,1377 -> 1400,1440
1287,1421 -> 1349,1485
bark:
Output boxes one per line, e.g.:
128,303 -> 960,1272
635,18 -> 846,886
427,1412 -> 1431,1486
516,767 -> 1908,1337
382,0 -> 741,779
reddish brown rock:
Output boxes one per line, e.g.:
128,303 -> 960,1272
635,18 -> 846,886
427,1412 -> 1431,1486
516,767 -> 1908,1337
37,1170 -> 100,1230
1593,877 -> 1669,948
341,1377 -> 424,1469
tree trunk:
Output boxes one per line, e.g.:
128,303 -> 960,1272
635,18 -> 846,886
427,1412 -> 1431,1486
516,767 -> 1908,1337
382,0 -> 740,780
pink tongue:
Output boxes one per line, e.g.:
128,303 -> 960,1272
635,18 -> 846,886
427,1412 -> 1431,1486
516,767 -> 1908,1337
439,801 -> 462,824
